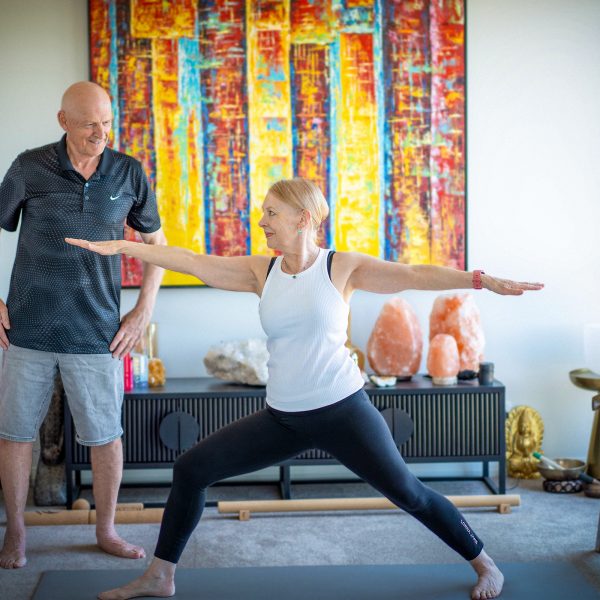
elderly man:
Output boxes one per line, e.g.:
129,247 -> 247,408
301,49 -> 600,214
0,81 -> 166,568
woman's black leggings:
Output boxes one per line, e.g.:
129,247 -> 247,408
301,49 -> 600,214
154,389 -> 483,563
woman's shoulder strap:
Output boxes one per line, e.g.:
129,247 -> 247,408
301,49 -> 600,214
265,256 -> 277,281
327,250 -> 336,281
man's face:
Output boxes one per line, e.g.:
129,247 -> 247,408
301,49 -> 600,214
58,98 -> 113,159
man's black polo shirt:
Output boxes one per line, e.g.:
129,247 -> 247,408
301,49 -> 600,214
0,136 -> 161,353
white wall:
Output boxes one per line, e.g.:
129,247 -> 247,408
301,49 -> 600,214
1,0 -> 599,462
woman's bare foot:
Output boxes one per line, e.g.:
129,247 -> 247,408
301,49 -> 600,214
98,558 -> 176,600
97,574 -> 174,600
470,550 -> 504,599
0,527 -> 27,569
97,532 -> 146,559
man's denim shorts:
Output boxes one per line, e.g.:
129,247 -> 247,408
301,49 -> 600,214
0,344 -> 124,446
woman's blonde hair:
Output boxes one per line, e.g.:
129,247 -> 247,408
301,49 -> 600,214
267,178 -> 329,236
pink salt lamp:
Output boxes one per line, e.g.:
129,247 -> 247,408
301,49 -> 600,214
427,334 -> 460,385
429,294 -> 484,372
367,297 -> 423,379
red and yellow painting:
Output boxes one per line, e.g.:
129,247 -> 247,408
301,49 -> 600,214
89,0 -> 466,287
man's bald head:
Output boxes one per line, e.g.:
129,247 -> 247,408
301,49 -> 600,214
58,82 -> 113,162
61,81 -> 111,115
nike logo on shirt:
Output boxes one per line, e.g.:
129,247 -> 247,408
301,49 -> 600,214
110,195 -> 121,200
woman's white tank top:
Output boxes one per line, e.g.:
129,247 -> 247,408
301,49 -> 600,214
258,248 -> 365,412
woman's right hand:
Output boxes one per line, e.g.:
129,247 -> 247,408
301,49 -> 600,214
65,238 -> 124,256
0,298 -> 10,350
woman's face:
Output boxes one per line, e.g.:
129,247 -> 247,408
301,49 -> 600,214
258,193 -> 304,250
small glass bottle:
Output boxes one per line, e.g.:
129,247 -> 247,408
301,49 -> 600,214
131,337 -> 149,388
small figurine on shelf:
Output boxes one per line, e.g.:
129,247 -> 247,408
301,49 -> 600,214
345,313 -> 365,372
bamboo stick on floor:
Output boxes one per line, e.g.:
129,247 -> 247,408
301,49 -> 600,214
217,495 -> 521,521
23,504 -> 163,526
23,494 -> 520,525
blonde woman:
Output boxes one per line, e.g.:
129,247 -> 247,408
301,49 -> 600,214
66,178 -> 543,600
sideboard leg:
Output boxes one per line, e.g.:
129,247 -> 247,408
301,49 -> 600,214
65,464 -> 73,509
279,465 -> 292,500
499,456 -> 506,494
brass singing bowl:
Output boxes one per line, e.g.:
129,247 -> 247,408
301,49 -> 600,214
569,368 -> 600,392
537,458 -> 586,481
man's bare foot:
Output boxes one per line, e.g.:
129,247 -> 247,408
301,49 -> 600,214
97,533 -> 146,559
98,572 -> 175,599
470,550 -> 504,599
0,529 -> 27,569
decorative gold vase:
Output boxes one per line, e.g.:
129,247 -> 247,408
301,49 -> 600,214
569,369 -> 600,481
146,322 -> 159,359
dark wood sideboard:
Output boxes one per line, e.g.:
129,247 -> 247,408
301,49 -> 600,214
64,376 -> 506,507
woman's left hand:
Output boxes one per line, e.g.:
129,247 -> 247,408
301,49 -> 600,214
65,238 -> 124,255
483,275 -> 544,296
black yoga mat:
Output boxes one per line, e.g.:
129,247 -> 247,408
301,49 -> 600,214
33,562 -> 599,600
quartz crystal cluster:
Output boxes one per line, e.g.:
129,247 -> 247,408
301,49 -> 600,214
204,338 -> 269,386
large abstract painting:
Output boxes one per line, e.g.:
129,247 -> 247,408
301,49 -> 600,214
89,0 -> 466,287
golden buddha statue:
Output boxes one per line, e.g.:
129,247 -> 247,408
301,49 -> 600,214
506,406 -> 544,479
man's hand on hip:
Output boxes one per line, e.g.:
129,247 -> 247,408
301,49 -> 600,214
0,299 -> 10,350
109,306 -> 151,359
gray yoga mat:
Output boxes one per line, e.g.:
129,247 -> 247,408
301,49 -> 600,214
32,562 -> 598,600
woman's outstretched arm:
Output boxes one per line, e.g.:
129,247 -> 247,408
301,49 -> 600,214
336,252 -> 543,297
65,238 -> 268,293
